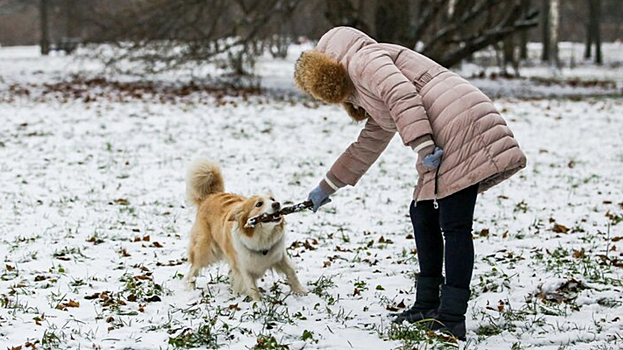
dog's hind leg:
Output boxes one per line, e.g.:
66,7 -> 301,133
275,256 -> 308,296
186,221 -> 220,289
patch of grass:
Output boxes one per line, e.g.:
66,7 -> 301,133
168,321 -> 226,349
119,272 -> 167,302
243,282 -> 295,326
385,322 -> 458,349
41,328 -> 64,349
474,299 -> 546,340
474,266 -> 514,295
253,334 -> 289,350
1,264 -> 18,281
307,275 -> 336,300
531,246 -> 621,286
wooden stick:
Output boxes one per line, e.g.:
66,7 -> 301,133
245,200 -> 313,227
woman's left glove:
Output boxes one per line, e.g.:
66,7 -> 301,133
422,147 -> 444,169
308,186 -> 332,213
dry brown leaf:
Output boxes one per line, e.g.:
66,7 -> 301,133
552,223 -> 569,233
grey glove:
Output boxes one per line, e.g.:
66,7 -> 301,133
422,147 -> 444,169
308,186 -> 332,213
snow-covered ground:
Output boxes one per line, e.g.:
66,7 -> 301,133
1,45 -> 622,350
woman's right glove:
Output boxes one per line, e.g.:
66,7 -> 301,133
308,186 -> 332,213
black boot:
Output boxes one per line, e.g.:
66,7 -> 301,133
429,285 -> 470,340
393,276 -> 443,323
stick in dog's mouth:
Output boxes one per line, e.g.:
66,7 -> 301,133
245,213 -> 283,228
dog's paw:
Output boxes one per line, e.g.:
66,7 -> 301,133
248,291 -> 262,301
185,278 -> 197,291
291,286 -> 309,296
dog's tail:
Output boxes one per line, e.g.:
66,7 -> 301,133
186,158 -> 225,207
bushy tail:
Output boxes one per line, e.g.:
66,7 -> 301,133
186,158 -> 225,207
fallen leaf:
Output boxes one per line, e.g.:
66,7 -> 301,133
64,300 -> 80,308
114,198 -> 130,205
552,223 -> 569,233
572,249 -> 585,259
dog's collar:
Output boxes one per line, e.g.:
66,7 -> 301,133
240,239 -> 279,256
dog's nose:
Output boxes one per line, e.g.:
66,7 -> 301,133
272,202 -> 281,210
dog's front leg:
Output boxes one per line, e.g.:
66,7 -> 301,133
276,256 -> 308,296
185,265 -> 200,290
240,270 -> 261,301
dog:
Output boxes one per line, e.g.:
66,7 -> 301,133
185,158 -> 308,300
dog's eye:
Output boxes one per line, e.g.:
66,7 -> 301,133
255,202 -> 263,207
270,197 -> 275,201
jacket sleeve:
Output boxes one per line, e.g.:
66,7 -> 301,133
355,48 -> 434,150
326,117 -> 395,187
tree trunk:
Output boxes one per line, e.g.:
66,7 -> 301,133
584,3 -> 592,60
520,0 -> 531,60
540,0 -> 550,61
358,0 -> 377,38
591,0 -> 603,65
65,0 -> 76,38
375,0 -> 411,46
503,35 -> 515,73
40,0 -> 50,55
548,0 -> 560,67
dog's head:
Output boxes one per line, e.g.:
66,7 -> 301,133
228,194 -> 284,237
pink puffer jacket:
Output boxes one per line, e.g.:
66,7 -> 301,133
299,27 -> 527,201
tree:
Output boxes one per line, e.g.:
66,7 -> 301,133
88,0 -> 304,75
519,0 -> 531,60
324,0 -> 539,68
39,0 -> 49,55
540,0 -> 550,61
548,0 -> 560,67
585,0 -> 602,64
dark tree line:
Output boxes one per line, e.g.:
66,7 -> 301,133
0,0 -> 617,73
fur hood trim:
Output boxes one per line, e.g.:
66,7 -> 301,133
293,50 -> 351,104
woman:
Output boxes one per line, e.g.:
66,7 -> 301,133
293,27 -> 527,340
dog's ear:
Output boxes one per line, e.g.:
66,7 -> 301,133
227,204 -> 245,223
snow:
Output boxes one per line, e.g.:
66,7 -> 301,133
1,44 -> 622,350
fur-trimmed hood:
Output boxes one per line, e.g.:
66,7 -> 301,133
294,27 -> 377,120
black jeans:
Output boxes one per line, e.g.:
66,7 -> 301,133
409,184 -> 479,290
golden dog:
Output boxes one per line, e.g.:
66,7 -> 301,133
185,158 -> 307,300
